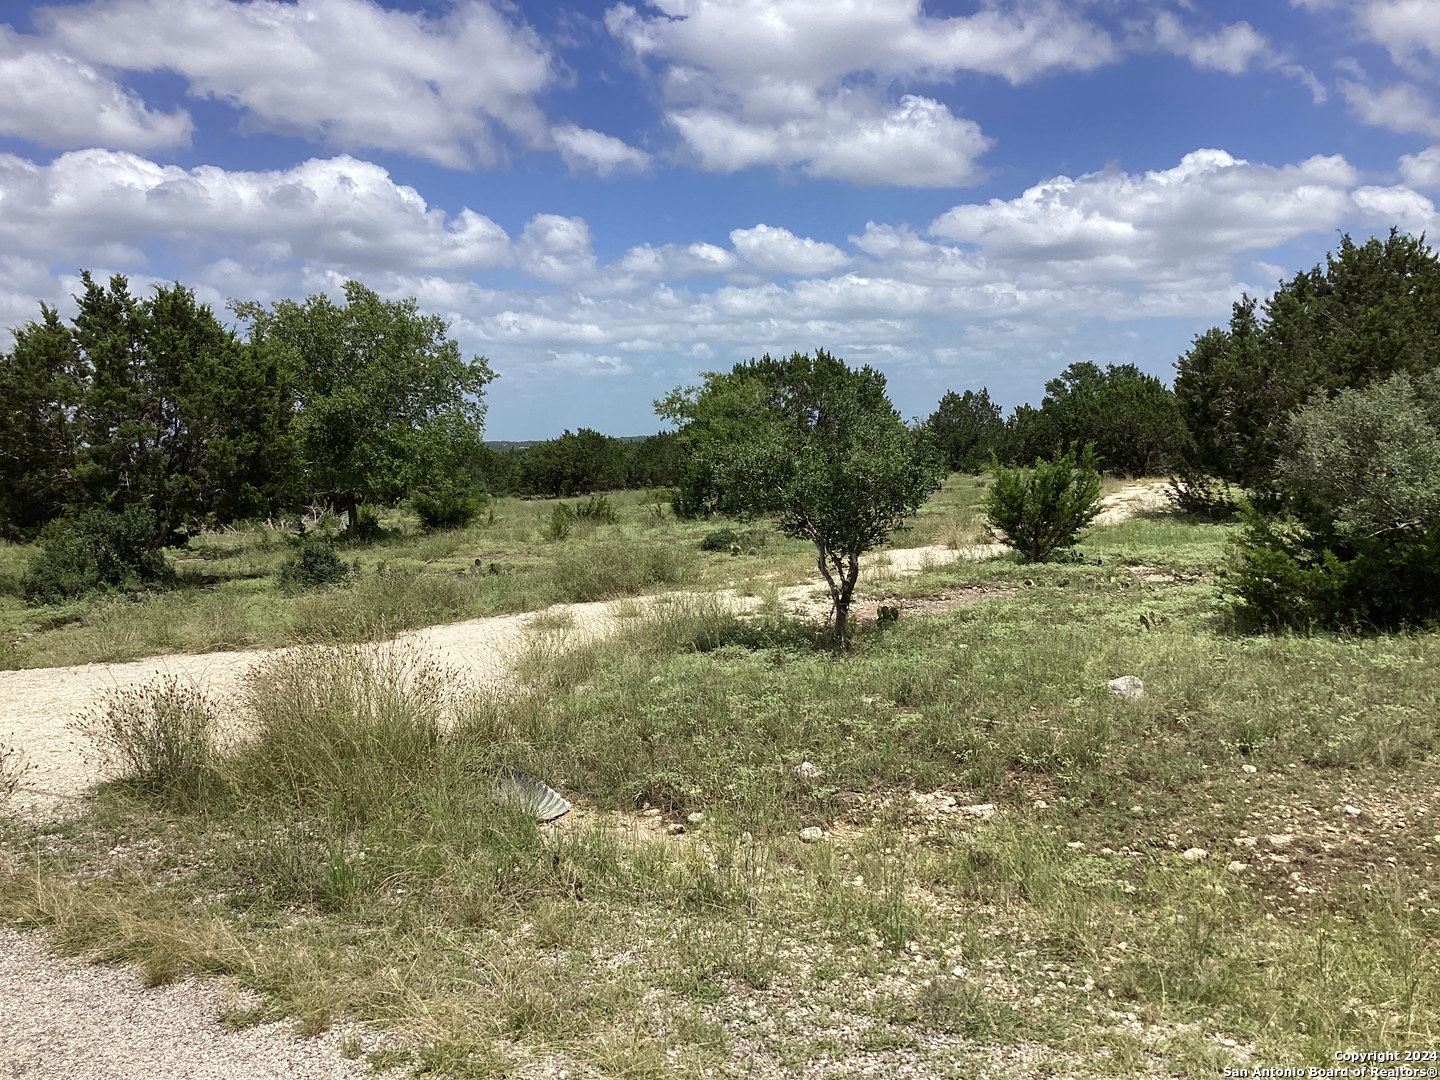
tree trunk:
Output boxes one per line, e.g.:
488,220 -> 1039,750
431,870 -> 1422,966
345,494 -> 359,534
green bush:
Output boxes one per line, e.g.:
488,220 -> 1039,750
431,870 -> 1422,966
1224,374 -> 1440,631
411,484 -> 486,531
699,526 -> 768,555
982,446 -> 1103,562
279,536 -> 354,591
22,505 -> 174,604
542,502 -> 576,541
574,494 -> 618,524
1222,510 -> 1440,630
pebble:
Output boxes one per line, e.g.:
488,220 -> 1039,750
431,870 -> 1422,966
799,826 -> 825,843
686,812 -> 705,825
1226,860 -> 1249,873
1241,764 -> 1258,774
1181,847 -> 1208,863
961,803 -> 997,819
666,823 -> 686,836
1066,841 -> 1085,850
795,761 -> 824,780
1343,805 -> 1362,817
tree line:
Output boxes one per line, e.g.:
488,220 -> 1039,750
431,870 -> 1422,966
5,227 -> 1440,632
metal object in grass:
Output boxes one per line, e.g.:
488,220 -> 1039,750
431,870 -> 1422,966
497,772 -> 572,822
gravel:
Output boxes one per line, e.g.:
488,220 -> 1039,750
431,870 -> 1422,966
0,928 -> 381,1080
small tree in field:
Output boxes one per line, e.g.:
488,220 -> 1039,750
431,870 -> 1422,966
661,350 -> 943,648
984,446 -> 1103,562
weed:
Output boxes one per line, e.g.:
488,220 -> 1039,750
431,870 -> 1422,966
72,677 -> 223,808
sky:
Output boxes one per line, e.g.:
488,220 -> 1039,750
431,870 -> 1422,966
1,0 -> 1439,439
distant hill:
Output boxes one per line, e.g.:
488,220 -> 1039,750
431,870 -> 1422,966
486,434 -> 654,452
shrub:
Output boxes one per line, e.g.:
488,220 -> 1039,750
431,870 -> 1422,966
411,484 -> 486,531
1165,467 -> 1238,520
699,527 -> 742,552
278,536 -> 354,591
573,494 -> 618,524
1222,509 -> 1440,631
348,505 -> 384,543
22,505 -> 174,604
542,502 -> 576,541
982,446 -> 1102,562
73,677 -> 223,807
1223,374 -> 1440,631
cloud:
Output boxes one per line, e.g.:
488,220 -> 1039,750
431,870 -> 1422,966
1147,12 -> 1326,100
1356,0 -> 1440,68
729,224 -> 849,274
552,125 -> 651,176
929,150 -> 1365,279
3,145 -> 1434,427
37,0 -> 556,168
0,150 -> 514,273
517,215 -> 598,283
0,25 -> 192,150
607,0 -> 1115,186
1339,78 -> 1440,134
1399,145 -> 1440,188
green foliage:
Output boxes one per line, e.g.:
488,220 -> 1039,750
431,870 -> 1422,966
1223,373 -> 1440,630
22,505 -> 174,604
541,503 -> 577,542
516,428 -> 628,497
410,483 -> 486,531
661,349 -> 944,646
1278,372 -> 1440,540
546,539 -> 694,602
75,676 -> 222,808
541,494 -> 618,541
1175,230 -> 1440,489
1005,363 -> 1186,476
927,388 -> 1003,472
278,536 -> 354,592
237,281 -> 495,531
0,305 -> 84,539
0,274 -> 299,542
983,446 -> 1103,562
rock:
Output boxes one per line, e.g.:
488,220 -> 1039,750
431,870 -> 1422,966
1108,675 -> 1146,701
1181,847 -> 1208,863
1226,860 -> 1249,874
640,807 -> 661,818
686,811 -> 705,825
666,823 -> 687,836
1241,764 -> 1258,774
795,761 -> 824,780
1033,799 -> 1048,810
1343,804 -> 1362,817
961,803 -> 997,819
1066,841 -> 1085,850
1266,834 -> 1293,848
799,826 -> 825,843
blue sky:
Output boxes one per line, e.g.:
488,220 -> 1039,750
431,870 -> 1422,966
2,0 -> 1438,439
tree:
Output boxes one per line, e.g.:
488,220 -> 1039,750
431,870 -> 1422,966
2,274 -> 298,544
927,388 -> 1003,472
237,282 -> 496,531
661,349 -> 944,648
1175,230 -> 1440,490
0,306 -> 85,539
1017,362 -> 1185,477
983,446 -> 1103,562
517,428 -> 628,497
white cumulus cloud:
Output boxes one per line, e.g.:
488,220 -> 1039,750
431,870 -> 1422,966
729,224 -> 849,275
607,0 -> 1115,186
37,0 -> 557,168
0,25 -> 192,150
0,150 -> 514,273
552,125 -> 652,176
518,215 -> 599,284
1399,145 -> 1440,188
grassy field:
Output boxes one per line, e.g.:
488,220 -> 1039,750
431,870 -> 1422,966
1,481 -> 1437,1077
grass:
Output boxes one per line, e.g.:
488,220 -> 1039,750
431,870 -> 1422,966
0,488 -> 820,670
2,483 -> 1437,1076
